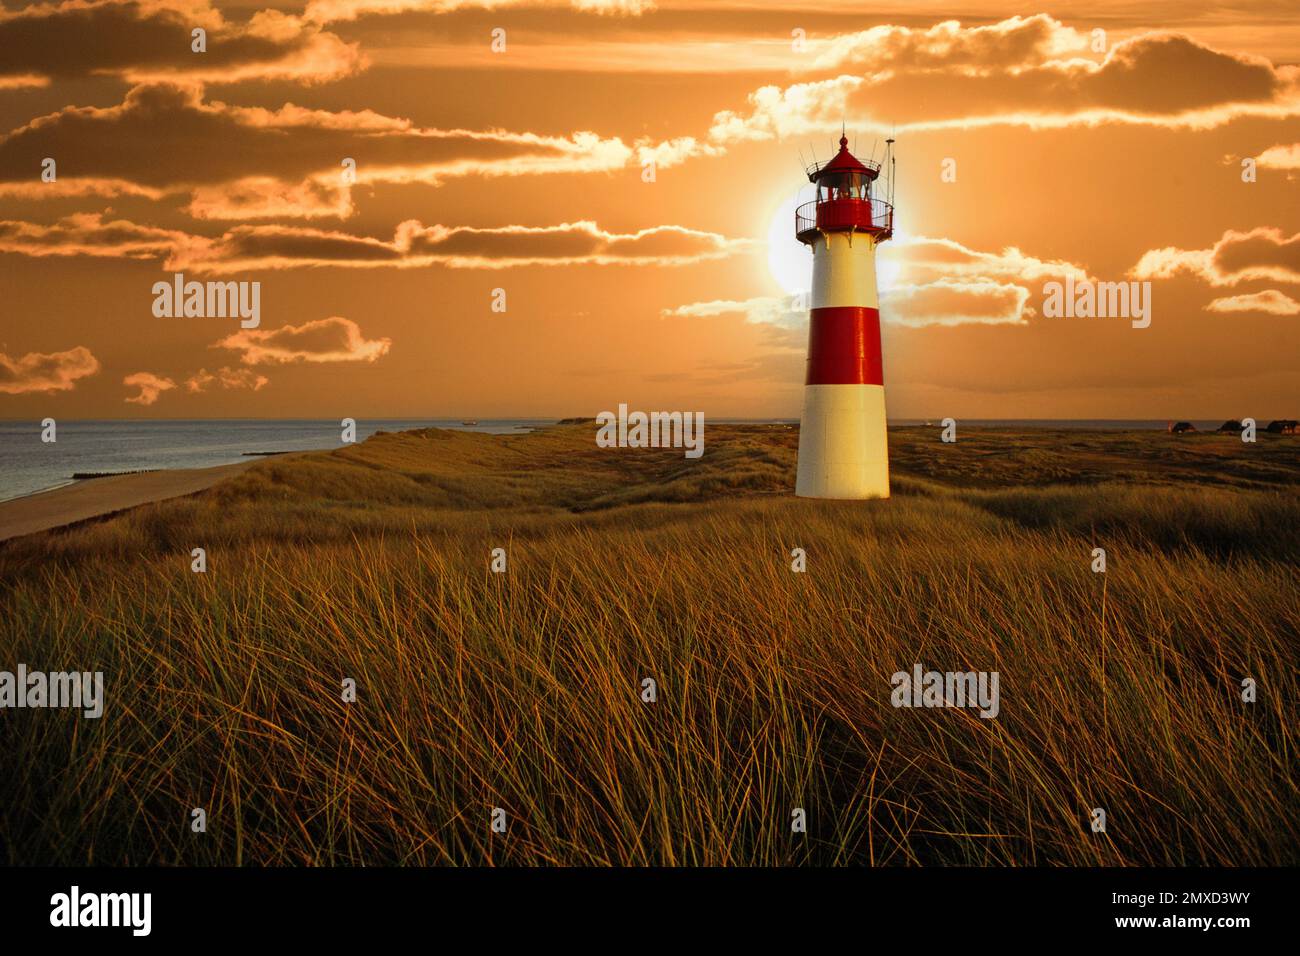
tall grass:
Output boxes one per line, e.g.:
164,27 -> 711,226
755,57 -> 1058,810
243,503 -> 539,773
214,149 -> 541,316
0,425 -> 1296,865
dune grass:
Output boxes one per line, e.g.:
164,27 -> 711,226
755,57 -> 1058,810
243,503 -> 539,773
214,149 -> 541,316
0,424 -> 1296,865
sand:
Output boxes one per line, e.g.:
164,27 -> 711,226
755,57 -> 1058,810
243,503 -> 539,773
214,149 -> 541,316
0,461 -> 256,542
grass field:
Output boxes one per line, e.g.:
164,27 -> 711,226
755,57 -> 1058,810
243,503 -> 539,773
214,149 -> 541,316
1,424 -> 1297,865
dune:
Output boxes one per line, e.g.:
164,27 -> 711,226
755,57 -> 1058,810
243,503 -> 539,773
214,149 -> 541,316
0,425 -> 1297,865
0,461 -> 256,542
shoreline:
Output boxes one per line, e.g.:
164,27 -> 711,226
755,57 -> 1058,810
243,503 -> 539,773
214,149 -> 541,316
1,478 -> 79,505
0,460 -> 257,543
2,422 -> 1292,542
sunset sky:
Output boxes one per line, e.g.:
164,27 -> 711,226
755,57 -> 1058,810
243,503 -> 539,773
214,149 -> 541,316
1,0 -> 1297,419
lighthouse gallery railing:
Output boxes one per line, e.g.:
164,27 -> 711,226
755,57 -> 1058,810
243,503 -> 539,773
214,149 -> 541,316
795,198 -> 894,240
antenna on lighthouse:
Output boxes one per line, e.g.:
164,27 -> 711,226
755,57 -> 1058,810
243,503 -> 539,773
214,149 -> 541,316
885,135 -> 896,208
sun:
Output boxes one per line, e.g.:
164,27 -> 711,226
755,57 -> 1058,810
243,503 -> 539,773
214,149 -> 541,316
765,190 -> 908,301
765,193 -> 813,296
767,193 -> 908,300
876,240 -> 904,291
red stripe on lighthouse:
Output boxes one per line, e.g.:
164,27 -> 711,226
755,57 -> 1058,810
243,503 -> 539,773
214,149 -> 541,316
805,306 -> 884,385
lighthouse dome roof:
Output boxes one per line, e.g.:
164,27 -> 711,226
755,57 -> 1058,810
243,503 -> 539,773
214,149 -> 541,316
809,135 -> 879,182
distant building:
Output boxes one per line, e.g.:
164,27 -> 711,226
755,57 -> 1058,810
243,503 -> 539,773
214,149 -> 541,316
1217,420 -> 1244,433
1265,419 -> 1298,434
1168,421 -> 1197,434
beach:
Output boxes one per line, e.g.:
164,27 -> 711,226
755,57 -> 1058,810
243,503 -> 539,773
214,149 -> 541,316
0,419 -> 549,504
0,461 -> 256,542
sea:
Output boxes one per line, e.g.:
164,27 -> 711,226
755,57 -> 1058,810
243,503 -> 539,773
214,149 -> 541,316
0,419 -> 547,503
0,418 -> 1228,504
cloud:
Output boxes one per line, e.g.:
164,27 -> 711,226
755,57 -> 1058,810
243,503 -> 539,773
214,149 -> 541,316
0,212 -> 749,272
884,235 -> 1093,287
303,0 -> 653,25
1258,142 -> 1300,171
0,74 -> 49,90
635,137 -> 724,170
811,14 -> 1091,75
185,177 -> 354,221
709,24 -> 1300,139
570,0 -> 654,14
398,220 -> 751,268
0,179 -> 165,202
882,279 -> 1031,328
214,316 -> 391,365
1205,290 -> 1300,315
668,235 -> 1090,329
0,346 -> 99,394
708,76 -> 862,144
0,84 -> 638,211
668,283 -> 1033,330
170,219 -> 753,272
0,0 -> 364,86
664,296 -> 804,329
879,235 -> 1090,325
185,366 -> 270,392
123,371 -> 176,405
1131,227 -> 1300,286
0,212 -> 196,260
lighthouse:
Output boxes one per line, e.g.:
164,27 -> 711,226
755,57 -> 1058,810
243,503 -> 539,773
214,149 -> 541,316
794,134 -> 894,499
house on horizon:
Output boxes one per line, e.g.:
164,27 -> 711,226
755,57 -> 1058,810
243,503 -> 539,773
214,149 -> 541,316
1217,420 -> 1244,433
1168,421 -> 1197,434
1265,419 -> 1298,434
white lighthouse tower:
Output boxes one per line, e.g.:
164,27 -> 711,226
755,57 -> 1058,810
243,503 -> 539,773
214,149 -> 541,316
794,134 -> 895,499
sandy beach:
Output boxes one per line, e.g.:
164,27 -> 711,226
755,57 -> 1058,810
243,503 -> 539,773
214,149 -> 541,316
0,460 -> 255,542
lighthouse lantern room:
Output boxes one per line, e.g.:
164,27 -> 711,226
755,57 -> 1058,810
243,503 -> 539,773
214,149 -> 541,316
794,134 -> 895,499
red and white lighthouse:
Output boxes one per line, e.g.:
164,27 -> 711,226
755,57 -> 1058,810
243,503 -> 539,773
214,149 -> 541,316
794,134 -> 895,499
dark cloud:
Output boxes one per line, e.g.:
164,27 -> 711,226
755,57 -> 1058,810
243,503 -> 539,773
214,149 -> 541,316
1213,228 -> 1300,280
0,213 -> 750,271
0,1 -> 362,85
0,211 -> 187,258
0,83 -> 632,206
712,28 -> 1299,139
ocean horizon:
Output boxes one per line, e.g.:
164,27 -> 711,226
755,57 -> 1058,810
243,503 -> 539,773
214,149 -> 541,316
0,417 -> 1253,503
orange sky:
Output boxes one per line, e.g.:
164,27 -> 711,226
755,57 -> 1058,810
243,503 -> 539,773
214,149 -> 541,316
1,0 -> 1297,419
